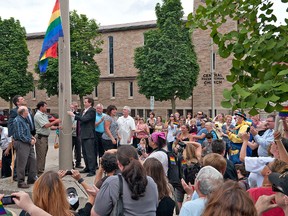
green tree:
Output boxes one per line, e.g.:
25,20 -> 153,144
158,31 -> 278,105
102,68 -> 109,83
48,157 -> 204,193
134,0 -> 199,113
36,10 -> 103,107
187,0 -> 288,115
0,17 -> 34,108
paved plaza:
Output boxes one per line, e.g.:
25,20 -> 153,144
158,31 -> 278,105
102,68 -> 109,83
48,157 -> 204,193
0,130 -> 95,214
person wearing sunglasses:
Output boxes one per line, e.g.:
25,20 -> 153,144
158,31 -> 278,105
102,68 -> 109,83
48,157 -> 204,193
247,159 -> 288,216
256,170 -> 288,215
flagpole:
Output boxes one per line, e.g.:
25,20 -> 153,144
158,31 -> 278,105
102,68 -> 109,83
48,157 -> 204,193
59,0 -> 72,170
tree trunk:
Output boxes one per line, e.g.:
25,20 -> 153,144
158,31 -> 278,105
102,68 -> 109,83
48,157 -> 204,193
79,96 -> 84,110
171,97 -> 176,114
9,99 -> 13,110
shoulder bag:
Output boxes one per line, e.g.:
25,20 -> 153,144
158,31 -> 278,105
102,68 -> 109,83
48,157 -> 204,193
110,174 -> 124,216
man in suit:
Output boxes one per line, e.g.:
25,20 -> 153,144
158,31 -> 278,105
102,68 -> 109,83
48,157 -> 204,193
8,95 -> 35,137
68,97 -> 96,177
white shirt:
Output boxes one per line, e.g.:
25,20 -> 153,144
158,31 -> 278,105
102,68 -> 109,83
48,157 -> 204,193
117,115 -> 136,145
245,156 -> 275,187
254,129 -> 274,157
147,151 -> 169,176
0,127 -> 12,150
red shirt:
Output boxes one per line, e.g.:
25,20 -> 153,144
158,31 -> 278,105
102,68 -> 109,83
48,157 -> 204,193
248,187 -> 284,216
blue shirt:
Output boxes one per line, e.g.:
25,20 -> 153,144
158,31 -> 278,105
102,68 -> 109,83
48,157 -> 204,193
179,197 -> 207,216
196,128 -> 208,145
95,112 -> 106,133
13,115 -> 32,143
254,129 -> 274,157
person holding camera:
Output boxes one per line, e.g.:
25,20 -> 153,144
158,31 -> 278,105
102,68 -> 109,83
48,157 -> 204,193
146,132 -> 169,175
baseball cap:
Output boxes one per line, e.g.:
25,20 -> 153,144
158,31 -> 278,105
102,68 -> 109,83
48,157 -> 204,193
269,171 -> 288,196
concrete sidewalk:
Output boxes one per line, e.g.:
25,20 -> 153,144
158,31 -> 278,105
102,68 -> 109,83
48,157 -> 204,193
0,131 -> 95,214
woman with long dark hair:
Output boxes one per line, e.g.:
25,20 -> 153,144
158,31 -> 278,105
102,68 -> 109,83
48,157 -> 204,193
91,145 -> 158,216
144,158 -> 175,216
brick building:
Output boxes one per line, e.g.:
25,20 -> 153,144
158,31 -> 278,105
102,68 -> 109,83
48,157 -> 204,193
0,0 -> 236,118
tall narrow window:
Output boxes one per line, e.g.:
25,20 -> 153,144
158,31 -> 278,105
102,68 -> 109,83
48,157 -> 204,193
212,52 -> 216,71
108,36 -> 114,74
129,81 -> 133,98
111,82 -> 115,98
32,87 -> 36,99
94,86 -> 98,98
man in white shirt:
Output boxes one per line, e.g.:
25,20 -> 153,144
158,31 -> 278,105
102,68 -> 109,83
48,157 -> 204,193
117,106 -> 135,145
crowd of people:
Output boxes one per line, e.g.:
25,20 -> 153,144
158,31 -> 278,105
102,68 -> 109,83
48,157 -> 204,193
1,95 -> 288,215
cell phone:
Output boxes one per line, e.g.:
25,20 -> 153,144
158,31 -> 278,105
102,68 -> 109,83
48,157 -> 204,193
66,170 -> 72,175
246,127 -> 250,133
1,195 -> 16,205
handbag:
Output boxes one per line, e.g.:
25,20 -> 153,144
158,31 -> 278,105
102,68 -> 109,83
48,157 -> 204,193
110,173 -> 124,216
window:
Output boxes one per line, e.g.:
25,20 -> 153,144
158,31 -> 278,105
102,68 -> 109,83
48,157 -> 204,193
94,86 -> 98,98
32,87 -> 36,99
129,81 -> 133,98
111,82 -> 115,98
212,52 -> 216,71
138,109 -> 144,118
131,109 -> 136,117
108,36 -> 114,74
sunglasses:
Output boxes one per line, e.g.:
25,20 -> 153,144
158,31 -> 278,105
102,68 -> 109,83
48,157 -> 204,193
170,115 -> 174,117
265,162 -> 272,170
272,185 -> 284,194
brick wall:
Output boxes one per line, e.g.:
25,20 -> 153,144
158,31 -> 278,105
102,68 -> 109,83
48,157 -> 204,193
0,1 -> 236,118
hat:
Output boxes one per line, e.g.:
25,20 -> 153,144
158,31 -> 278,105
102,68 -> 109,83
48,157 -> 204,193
268,171 -> 288,196
235,112 -> 247,120
66,187 -> 79,211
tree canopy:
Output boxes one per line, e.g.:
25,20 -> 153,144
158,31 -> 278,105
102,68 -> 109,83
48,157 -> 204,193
134,0 -> 199,113
0,17 -> 34,107
36,10 -> 103,104
187,0 -> 288,115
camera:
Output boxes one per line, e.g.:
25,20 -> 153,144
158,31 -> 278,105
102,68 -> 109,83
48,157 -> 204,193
137,145 -> 146,156
1,195 -> 16,205
66,170 -> 72,175
177,141 -> 187,154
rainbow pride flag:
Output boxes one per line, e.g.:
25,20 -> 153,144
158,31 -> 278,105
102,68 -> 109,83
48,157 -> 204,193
170,156 -> 176,165
0,201 -> 6,215
38,0 -> 64,73
279,106 -> 288,117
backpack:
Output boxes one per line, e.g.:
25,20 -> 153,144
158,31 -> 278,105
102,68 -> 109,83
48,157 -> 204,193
157,149 -> 182,190
183,162 -> 201,185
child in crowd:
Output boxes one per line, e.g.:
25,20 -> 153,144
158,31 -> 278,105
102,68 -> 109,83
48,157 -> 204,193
137,138 -> 148,160
202,133 -> 213,156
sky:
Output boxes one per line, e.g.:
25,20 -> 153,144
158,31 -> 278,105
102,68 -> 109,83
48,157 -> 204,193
0,0 -> 286,34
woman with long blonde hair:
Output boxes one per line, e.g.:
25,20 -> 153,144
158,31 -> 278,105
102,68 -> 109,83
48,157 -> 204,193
32,171 -> 73,216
